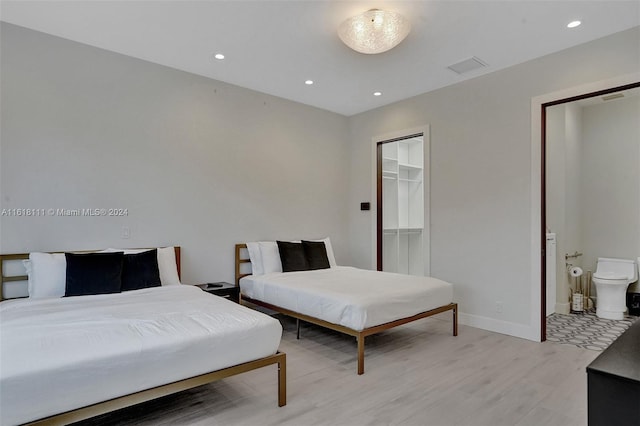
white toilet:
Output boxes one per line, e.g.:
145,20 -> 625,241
592,257 -> 638,320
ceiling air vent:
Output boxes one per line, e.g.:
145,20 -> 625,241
447,56 -> 488,74
602,93 -> 624,101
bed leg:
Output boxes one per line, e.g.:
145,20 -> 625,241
296,319 -> 301,340
278,353 -> 287,407
357,334 -> 365,375
453,303 -> 458,336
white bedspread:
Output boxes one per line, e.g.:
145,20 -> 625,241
0,285 -> 282,425
240,266 -> 453,331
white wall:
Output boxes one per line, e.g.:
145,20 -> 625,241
2,21 -> 639,340
546,105 -> 568,312
546,102 -> 584,314
347,27 -> 640,339
0,23 -> 351,287
564,102 -> 584,267
581,95 -> 640,291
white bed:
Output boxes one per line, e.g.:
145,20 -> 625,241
235,243 -> 457,375
240,266 -> 453,331
0,249 -> 285,426
0,285 -> 282,426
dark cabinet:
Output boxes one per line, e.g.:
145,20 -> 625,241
587,320 -> 640,425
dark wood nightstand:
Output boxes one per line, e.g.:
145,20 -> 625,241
198,282 -> 239,303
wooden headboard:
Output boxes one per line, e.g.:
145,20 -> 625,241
0,247 -> 181,301
235,243 -> 251,286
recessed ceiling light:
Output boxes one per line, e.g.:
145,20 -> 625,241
214,53 -> 225,60
567,20 -> 581,28
305,80 -> 314,85
373,91 -> 382,97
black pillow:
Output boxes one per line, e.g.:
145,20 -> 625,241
65,252 -> 124,297
277,241 -> 308,272
302,240 -> 330,270
121,249 -> 161,291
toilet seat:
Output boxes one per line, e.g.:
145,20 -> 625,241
593,271 -> 629,280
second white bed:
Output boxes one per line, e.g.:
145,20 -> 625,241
240,266 -> 453,331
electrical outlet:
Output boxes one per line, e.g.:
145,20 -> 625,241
121,226 -> 130,239
496,301 -> 503,313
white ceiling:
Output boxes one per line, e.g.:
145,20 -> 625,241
1,1 -> 639,116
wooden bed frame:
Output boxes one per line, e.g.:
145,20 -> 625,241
235,243 -> 457,375
0,247 -> 286,425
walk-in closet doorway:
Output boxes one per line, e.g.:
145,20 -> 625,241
376,129 -> 430,276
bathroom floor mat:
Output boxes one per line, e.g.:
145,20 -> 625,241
546,311 -> 639,351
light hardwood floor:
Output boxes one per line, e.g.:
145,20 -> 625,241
77,314 -> 598,426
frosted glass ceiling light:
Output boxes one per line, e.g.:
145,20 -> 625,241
338,9 -> 411,54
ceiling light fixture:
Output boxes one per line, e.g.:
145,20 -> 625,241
338,9 -> 411,54
373,91 -> 382,97
214,53 -> 225,60
567,20 -> 581,28
305,80 -> 314,85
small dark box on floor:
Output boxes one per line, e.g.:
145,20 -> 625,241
627,293 -> 640,316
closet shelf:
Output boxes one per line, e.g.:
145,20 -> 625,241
399,229 -> 423,234
398,162 -> 422,170
384,227 -> 424,233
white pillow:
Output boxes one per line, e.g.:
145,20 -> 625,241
246,242 -> 264,276
259,241 -> 282,274
105,247 -> 181,285
157,246 -> 181,285
24,252 -> 66,299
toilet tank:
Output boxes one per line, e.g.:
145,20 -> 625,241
595,258 -> 638,282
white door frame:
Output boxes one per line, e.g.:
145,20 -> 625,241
530,72 -> 640,341
371,125 -> 431,276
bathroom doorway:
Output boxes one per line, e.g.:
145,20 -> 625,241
542,82 -> 640,341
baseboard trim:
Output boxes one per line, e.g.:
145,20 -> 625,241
555,302 -> 570,315
458,312 -> 539,341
